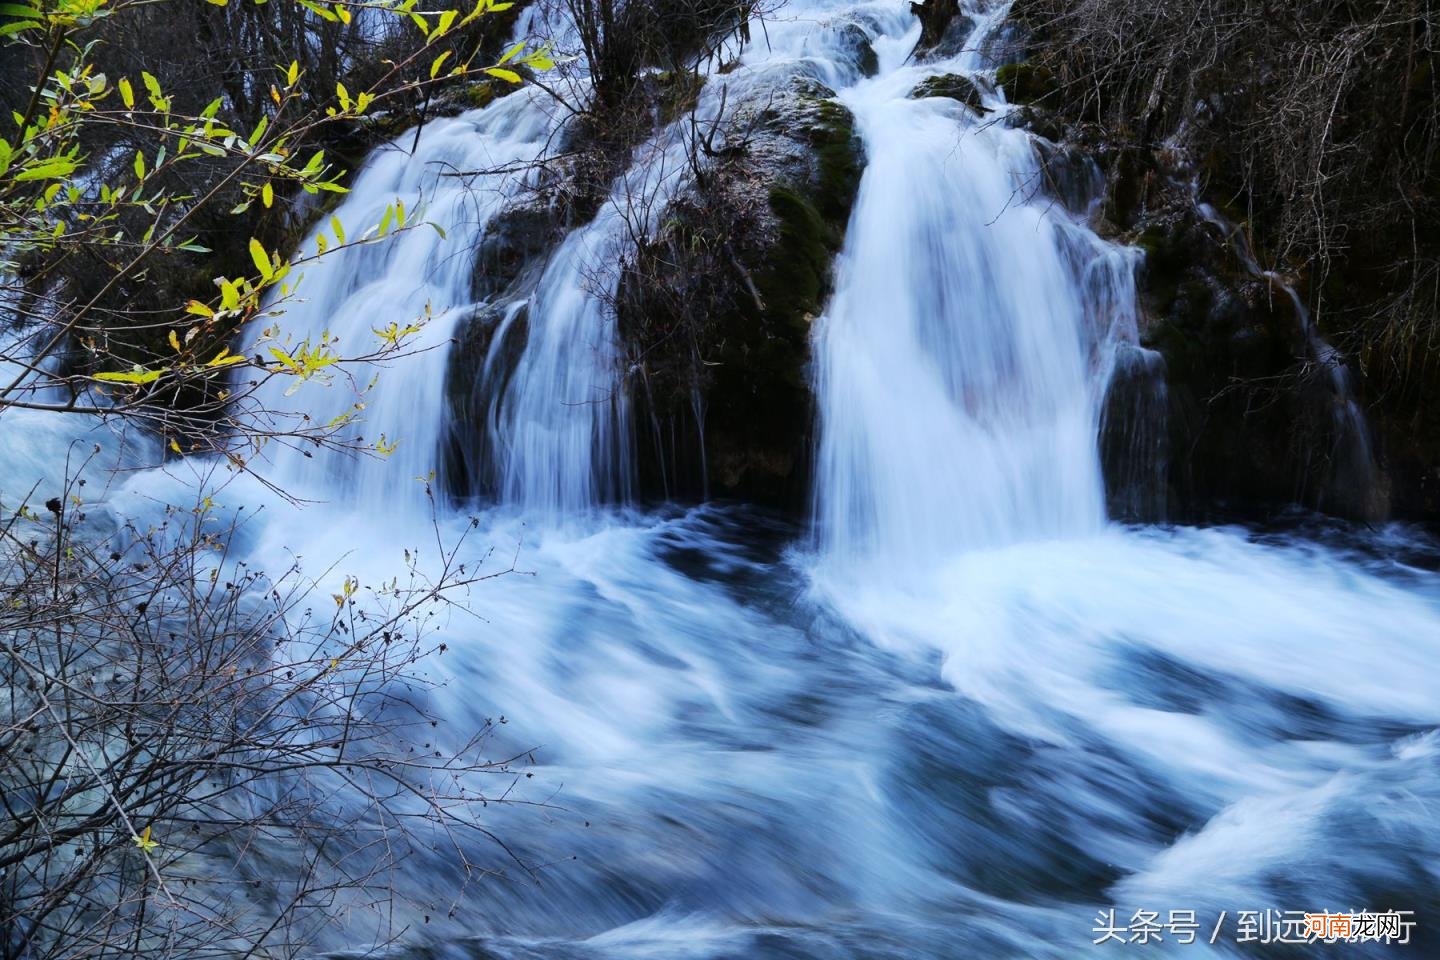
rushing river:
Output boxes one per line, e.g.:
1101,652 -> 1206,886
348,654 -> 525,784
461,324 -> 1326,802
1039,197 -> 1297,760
3,0 -> 1439,956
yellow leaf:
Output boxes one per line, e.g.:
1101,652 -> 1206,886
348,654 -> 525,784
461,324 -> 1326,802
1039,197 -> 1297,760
170,438 -> 182,454
484,67 -> 522,84
249,238 -> 274,281
261,182 -> 273,208
287,61 -> 299,86
268,346 -> 301,373
184,300 -> 215,318
118,77 -> 134,109
207,349 -> 246,367
133,826 -> 159,853
94,368 -> 163,384
218,278 -> 240,311
430,51 -> 452,79
498,41 -> 525,65
168,330 -> 181,352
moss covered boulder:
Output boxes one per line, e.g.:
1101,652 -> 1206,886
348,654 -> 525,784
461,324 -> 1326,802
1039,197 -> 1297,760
615,75 -> 864,507
909,73 -> 988,114
996,61 -> 1058,106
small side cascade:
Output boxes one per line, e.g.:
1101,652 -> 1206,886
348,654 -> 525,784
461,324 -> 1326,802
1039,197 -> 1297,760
1198,204 -> 1388,520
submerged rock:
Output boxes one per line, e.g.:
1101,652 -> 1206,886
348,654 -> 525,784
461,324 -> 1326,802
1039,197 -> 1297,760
829,19 -> 880,79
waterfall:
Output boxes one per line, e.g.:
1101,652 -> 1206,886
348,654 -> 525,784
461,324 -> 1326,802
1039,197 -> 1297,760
20,1 -> 1431,955
246,87 -> 560,513
812,4 -> 1138,566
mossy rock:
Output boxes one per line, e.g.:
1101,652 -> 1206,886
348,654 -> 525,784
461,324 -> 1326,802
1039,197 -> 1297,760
616,78 -> 863,508
996,62 -> 1058,106
805,99 -> 864,226
1004,104 -> 1064,142
909,73 -> 988,114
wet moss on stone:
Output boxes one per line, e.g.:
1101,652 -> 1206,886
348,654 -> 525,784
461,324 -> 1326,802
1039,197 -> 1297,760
909,73 -> 988,114
996,62 -> 1058,106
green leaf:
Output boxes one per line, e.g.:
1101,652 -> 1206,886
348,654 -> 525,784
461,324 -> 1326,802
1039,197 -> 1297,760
14,157 -> 78,182
330,214 -> 345,245
522,48 -> 555,71
0,20 -> 41,38
429,7 -> 455,40
498,41 -> 525,65
268,346 -> 301,373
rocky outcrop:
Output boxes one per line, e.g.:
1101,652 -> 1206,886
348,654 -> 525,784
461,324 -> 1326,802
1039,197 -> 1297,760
986,37 -> 1401,521
1001,0 -> 1439,522
1091,148 -> 1391,521
615,75 -> 865,507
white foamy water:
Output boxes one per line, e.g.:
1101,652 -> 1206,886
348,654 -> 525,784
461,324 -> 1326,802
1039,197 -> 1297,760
3,0 -> 1439,957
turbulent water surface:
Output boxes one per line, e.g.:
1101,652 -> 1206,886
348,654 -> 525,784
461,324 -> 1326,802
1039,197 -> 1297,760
4,0 -> 1440,957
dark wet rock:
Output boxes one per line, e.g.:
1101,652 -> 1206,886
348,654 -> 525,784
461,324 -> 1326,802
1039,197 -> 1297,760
908,73 -> 987,114
1003,104 -> 1064,143
829,19 -> 879,78
1000,76 -> 1395,522
998,3 -> 1432,522
1032,138 -> 1101,215
442,196 -> 562,501
1100,344 -> 1170,523
470,199 -> 564,303
1127,204 -> 1390,522
909,0 -> 974,60
616,75 -> 864,508
443,300 -> 532,500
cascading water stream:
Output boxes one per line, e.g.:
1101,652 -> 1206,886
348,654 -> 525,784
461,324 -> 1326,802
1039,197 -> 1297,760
813,4 -> 1136,567
243,83 -> 561,515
